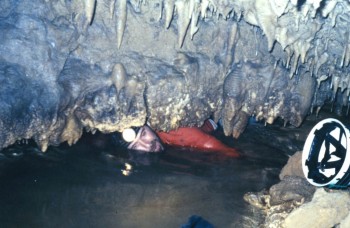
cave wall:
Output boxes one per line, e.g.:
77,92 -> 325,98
0,0 -> 348,151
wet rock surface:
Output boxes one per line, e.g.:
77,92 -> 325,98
0,107 -> 349,227
244,170 -> 316,227
1,0 -> 350,150
2,1 -> 350,225
0,123 -> 287,228
269,176 -> 315,206
279,151 -> 304,180
285,188 -> 350,228
244,113 -> 350,228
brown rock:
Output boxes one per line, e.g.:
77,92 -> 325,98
279,151 -> 304,180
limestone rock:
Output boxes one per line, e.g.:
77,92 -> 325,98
269,176 -> 315,206
340,213 -> 350,228
1,0 -> 350,150
279,151 -> 304,180
244,176 -> 316,227
284,188 -> 350,228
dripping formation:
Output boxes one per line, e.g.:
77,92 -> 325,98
82,0 -> 350,114
0,0 -> 349,150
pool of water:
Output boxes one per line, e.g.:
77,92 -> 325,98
0,118 -> 308,228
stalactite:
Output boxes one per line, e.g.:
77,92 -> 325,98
316,75 -> 329,88
175,0 -> 192,48
254,0 -> 277,51
158,0 -> 163,21
116,0 -> 127,49
190,1 -> 200,39
200,0 -> 210,18
225,22 -> 238,70
164,0 -> 175,29
321,0 -> 338,18
332,74 -> 341,99
3,0 -> 350,150
268,0 -> 288,17
110,63 -> 127,93
341,31 -> 349,68
222,65 -> 243,136
315,52 -> 328,75
85,0 -> 96,25
109,0 -> 116,19
290,53 -> 300,79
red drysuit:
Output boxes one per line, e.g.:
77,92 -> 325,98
156,120 -> 240,158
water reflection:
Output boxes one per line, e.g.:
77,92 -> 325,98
0,121 -> 295,228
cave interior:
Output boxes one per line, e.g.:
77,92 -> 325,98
1,0 -> 350,227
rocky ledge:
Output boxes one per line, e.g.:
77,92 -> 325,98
1,0 -> 350,151
245,151 -> 350,228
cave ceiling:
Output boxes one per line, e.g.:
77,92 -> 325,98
0,0 -> 349,151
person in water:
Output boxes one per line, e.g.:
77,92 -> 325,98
114,119 -> 240,158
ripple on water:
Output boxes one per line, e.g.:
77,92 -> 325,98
0,125 -> 290,228
0,152 -> 6,160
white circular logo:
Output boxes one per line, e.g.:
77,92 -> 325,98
302,118 -> 349,187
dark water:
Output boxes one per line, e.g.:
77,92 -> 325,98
0,119 -> 308,228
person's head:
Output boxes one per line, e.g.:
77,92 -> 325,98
119,125 -> 164,152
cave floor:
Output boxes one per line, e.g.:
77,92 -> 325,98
0,110 -> 348,228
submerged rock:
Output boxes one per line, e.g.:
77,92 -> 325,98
244,174 -> 316,227
245,149 -> 350,228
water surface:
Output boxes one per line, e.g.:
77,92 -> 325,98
0,119 -> 307,228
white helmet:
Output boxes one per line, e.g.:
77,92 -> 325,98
302,118 -> 350,188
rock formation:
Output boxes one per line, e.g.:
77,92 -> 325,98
245,151 -> 350,228
0,0 -> 349,151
